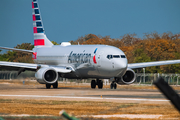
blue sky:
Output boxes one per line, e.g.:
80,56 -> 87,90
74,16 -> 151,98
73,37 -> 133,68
0,0 -> 180,50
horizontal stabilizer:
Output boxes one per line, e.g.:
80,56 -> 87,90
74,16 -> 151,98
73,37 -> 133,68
0,46 -> 33,53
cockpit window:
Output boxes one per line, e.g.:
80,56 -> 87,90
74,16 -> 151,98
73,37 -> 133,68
107,55 -> 126,59
107,55 -> 113,59
113,55 -> 120,58
121,55 -> 126,58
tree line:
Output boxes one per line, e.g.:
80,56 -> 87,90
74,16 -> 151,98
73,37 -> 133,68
0,32 -> 180,73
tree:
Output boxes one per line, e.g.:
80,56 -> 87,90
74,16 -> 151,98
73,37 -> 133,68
120,33 -> 140,46
51,41 -> 59,45
1,43 -> 34,63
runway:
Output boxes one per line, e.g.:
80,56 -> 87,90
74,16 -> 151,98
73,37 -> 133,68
1,81 -> 180,119
0,81 -> 174,104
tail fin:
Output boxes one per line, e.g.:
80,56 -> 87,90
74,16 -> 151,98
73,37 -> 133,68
32,0 -> 53,47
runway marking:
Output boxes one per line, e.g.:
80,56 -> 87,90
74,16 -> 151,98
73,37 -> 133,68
0,114 -> 164,119
79,114 -> 163,119
0,114 -> 165,119
0,94 -> 169,102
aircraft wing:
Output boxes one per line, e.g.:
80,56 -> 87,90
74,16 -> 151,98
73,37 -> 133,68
0,61 -> 72,73
0,46 -> 33,53
128,60 -> 180,69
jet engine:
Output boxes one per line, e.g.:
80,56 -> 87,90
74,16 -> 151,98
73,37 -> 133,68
35,67 -> 58,84
115,68 -> 136,85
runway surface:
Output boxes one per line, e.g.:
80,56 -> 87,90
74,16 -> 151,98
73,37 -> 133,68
1,81 -> 180,120
0,81 -> 175,104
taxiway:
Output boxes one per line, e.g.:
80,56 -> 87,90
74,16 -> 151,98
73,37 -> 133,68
0,81 -> 175,104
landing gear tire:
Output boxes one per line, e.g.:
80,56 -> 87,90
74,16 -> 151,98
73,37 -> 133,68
46,84 -> 51,89
110,83 -> 113,89
114,83 -> 117,89
97,80 -> 103,89
110,82 -> 117,89
91,80 -> 96,89
53,81 -> 58,89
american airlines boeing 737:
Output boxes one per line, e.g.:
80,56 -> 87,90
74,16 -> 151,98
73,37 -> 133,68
0,0 -> 180,89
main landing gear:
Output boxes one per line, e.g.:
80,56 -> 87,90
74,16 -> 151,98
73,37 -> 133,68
46,81 -> 58,89
91,79 -> 103,89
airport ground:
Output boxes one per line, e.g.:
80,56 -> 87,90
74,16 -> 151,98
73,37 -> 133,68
0,79 -> 180,120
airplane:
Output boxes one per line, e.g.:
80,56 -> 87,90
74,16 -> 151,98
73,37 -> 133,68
1,0 -> 180,89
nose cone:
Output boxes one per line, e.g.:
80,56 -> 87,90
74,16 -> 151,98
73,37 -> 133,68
113,58 -> 128,76
116,58 -> 127,69
120,59 -> 128,68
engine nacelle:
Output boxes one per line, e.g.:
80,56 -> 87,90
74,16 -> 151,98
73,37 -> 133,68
115,68 -> 136,85
35,67 -> 58,84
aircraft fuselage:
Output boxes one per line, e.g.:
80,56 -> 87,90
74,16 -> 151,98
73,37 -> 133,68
33,45 -> 128,79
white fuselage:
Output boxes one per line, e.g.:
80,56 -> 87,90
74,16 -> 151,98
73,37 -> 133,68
33,45 -> 128,79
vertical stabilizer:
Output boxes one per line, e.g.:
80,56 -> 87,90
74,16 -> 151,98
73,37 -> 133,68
32,0 -> 53,47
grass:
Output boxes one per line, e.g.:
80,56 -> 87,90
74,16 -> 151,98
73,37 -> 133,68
0,99 -> 180,120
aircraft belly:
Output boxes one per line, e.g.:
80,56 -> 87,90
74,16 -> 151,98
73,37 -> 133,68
75,67 -> 117,79
77,68 -> 100,78
63,67 -> 107,79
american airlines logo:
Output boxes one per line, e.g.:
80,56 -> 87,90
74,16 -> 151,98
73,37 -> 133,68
68,51 -> 91,63
32,52 -> 37,60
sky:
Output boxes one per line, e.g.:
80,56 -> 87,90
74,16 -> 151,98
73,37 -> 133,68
0,0 -> 180,50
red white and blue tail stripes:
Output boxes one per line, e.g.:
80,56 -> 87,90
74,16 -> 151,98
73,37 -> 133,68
32,0 -> 53,47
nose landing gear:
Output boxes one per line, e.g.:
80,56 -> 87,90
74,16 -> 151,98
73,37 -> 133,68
91,79 -> 103,89
110,81 -> 117,89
